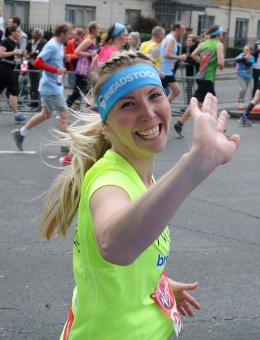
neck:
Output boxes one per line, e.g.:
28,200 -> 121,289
111,146 -> 155,188
55,36 -> 63,44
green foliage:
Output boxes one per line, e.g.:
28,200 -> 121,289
135,15 -> 160,34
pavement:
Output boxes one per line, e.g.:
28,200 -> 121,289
0,101 -> 260,339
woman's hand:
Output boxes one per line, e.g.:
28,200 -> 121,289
169,279 -> 201,317
190,93 -> 240,170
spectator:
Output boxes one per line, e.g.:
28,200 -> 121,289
183,34 -> 200,104
252,40 -> 260,97
26,28 -> 47,108
0,26 -> 27,122
0,7 -> 4,41
127,31 -> 140,51
235,45 -> 254,108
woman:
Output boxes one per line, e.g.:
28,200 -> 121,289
235,45 -> 254,108
66,21 -> 100,108
127,31 -> 141,51
91,22 -> 127,70
42,51 -> 240,339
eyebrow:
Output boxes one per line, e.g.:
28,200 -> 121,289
118,87 -> 161,101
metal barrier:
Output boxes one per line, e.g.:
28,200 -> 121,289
0,58 -> 257,119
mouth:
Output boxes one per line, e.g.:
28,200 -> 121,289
135,124 -> 162,140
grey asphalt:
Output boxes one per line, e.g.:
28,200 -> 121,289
0,102 -> 260,339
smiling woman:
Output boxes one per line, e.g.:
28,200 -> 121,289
41,51 -> 240,339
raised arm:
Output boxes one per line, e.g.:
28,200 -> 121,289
90,94 -> 240,266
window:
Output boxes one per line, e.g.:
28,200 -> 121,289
4,1 -> 29,29
65,5 -> 95,27
197,14 -> 214,36
235,18 -> 248,48
125,9 -> 141,29
257,20 -> 260,38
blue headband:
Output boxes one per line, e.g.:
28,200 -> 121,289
97,64 -> 163,121
210,26 -> 223,37
111,23 -> 126,39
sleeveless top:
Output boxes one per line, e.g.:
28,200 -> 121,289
75,41 -> 98,76
60,150 -> 173,340
196,38 -> 219,81
160,34 -> 178,75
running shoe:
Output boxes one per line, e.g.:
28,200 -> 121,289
59,153 -> 72,166
173,121 -> 184,137
14,113 -> 27,124
60,146 -> 70,154
238,118 -> 252,127
11,129 -> 24,151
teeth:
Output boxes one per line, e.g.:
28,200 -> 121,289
137,126 -> 159,137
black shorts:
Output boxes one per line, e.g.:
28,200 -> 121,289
161,75 -> 176,88
193,79 -> 216,103
0,64 -> 19,96
257,80 -> 260,90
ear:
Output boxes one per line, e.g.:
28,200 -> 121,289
103,121 -> 112,134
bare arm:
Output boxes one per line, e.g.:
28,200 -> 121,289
216,42 -> 224,70
0,46 -> 17,58
90,94 -> 240,266
75,38 -> 93,58
165,38 -> 186,62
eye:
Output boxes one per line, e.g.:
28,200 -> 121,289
150,91 -> 162,100
120,101 -> 135,109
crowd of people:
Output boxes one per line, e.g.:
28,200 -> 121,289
1,13 -> 254,340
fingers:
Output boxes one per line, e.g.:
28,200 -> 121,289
217,110 -> 229,131
228,134 -> 240,148
201,93 -> 218,118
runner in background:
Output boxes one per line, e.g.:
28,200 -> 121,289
64,27 -> 85,91
40,50 -> 240,339
139,25 -> 165,70
90,22 -> 128,71
173,24 -> 224,137
11,22 -> 73,152
239,78 -> 260,127
66,22 -> 100,108
159,22 -> 187,104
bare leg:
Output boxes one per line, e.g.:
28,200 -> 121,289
25,107 -> 52,130
58,110 -> 70,133
9,95 -> 18,114
167,82 -> 181,103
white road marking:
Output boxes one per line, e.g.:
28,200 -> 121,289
0,150 -> 37,154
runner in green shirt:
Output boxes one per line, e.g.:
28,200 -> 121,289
173,24 -> 224,137
41,50 -> 239,339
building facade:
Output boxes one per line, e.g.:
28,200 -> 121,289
2,0 -> 260,47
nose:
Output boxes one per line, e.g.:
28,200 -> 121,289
138,99 -> 157,121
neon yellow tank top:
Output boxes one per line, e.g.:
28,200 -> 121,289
61,150 -> 173,339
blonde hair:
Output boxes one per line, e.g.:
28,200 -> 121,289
41,51 -> 155,240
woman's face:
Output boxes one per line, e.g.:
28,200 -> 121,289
104,85 -> 171,160
127,35 -> 135,47
117,31 -> 128,46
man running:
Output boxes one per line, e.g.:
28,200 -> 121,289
12,22 -> 73,151
159,22 -> 186,103
173,24 -> 224,137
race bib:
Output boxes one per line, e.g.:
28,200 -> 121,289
151,271 -> 183,337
